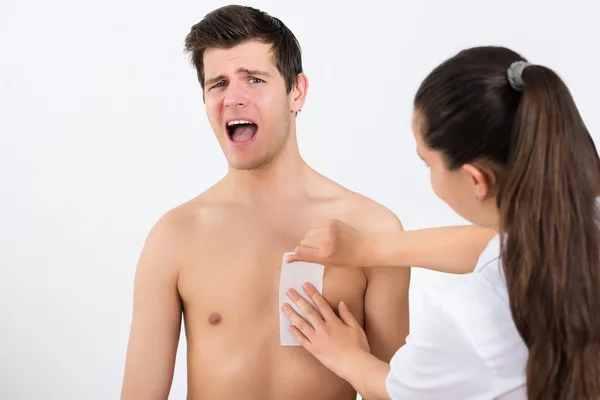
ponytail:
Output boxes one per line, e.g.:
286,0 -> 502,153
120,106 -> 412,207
499,63 -> 600,399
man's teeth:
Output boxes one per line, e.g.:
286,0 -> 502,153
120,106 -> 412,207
227,120 -> 253,126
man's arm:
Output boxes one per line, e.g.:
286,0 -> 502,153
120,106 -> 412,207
364,265 -> 410,363
121,212 -> 183,400
363,211 -> 410,364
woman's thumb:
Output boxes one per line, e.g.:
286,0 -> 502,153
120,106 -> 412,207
286,247 -> 318,264
339,301 -> 360,328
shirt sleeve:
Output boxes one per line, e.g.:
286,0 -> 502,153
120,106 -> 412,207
385,292 -> 494,400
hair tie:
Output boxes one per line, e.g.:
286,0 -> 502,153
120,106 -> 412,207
507,60 -> 531,92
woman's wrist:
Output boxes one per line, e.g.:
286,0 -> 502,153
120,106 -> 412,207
340,350 -> 391,400
337,349 -> 369,382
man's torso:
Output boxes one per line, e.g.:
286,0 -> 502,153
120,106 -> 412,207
176,183 -> 370,399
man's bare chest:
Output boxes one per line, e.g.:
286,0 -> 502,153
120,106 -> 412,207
177,217 -> 367,329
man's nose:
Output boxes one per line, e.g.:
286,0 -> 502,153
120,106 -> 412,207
223,84 -> 249,108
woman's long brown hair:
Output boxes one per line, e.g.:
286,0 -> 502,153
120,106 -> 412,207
415,46 -> 600,399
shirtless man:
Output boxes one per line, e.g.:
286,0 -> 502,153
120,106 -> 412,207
120,5 -> 410,399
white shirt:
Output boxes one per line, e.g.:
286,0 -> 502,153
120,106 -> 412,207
385,235 -> 529,399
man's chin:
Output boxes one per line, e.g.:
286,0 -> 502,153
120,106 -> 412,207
227,157 -> 271,171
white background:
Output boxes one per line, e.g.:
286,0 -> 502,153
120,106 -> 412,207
1,0 -> 599,398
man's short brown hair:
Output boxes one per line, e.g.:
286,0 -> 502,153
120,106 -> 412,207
184,5 -> 303,93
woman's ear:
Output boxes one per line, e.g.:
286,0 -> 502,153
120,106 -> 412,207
462,163 -> 497,201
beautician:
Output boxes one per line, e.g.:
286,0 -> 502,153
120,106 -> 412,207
282,46 -> 600,400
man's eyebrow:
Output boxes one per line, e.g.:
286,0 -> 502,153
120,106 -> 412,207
205,68 -> 272,86
205,74 -> 226,86
238,68 -> 271,77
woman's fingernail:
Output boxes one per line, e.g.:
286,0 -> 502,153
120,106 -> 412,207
287,289 -> 296,298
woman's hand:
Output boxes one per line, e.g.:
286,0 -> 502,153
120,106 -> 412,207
283,283 -> 392,400
282,282 -> 370,378
285,219 -> 373,267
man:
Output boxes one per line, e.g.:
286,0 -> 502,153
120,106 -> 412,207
120,5 -> 410,399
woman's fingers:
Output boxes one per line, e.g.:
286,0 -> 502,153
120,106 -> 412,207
288,325 -> 312,348
285,288 -> 325,328
301,283 -> 338,322
299,237 -> 322,249
282,303 -> 316,339
285,246 -> 321,264
338,301 -> 361,329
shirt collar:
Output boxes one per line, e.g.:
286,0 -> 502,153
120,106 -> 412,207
473,234 -> 501,273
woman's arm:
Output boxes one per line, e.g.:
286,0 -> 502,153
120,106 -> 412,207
368,225 -> 497,274
287,221 -> 497,275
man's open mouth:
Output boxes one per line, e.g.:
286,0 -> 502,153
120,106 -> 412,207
226,119 -> 258,143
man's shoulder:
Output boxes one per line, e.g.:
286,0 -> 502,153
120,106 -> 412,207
324,185 -> 407,280
334,188 -> 403,233
151,183 -> 233,237
313,172 -> 402,231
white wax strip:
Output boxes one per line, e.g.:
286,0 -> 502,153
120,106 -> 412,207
278,252 -> 325,346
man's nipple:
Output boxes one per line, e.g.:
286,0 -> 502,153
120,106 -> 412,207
208,312 -> 223,325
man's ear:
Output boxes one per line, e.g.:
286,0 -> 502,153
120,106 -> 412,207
462,162 -> 497,201
290,73 -> 308,114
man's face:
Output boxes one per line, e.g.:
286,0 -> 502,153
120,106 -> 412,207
203,40 -> 304,170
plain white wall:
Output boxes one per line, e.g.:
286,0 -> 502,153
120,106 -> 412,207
1,0 -> 599,398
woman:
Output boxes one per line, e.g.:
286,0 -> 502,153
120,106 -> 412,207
281,46 -> 600,399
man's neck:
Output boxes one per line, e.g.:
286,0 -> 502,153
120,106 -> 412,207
225,150 -> 315,205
